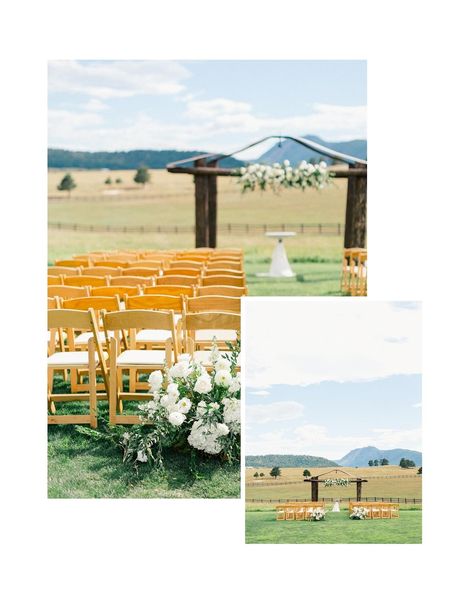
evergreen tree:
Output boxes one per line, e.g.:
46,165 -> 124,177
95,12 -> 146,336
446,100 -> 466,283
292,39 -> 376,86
253,472 -> 259,478
105,177 -> 112,184
270,467 -> 281,479
303,469 -> 311,477
400,458 -> 407,468
418,466 -> 422,474
134,166 -> 151,186
57,173 -> 76,197
381,458 -> 389,466
373,459 -> 379,467
259,472 -> 264,477
115,178 -> 122,184
368,460 -> 374,467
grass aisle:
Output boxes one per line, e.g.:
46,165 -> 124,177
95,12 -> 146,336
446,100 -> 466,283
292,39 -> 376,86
48,423 -> 240,499
245,510 -> 422,544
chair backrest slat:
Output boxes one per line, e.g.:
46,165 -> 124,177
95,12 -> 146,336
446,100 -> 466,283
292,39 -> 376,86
185,295 -> 241,314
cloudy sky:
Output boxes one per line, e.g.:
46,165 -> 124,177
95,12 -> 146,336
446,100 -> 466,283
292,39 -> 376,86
48,60 -> 366,156
245,301 -> 422,459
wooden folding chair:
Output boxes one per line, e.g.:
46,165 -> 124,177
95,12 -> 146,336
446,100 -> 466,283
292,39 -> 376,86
55,259 -> 88,267
144,284 -> 195,297
102,253 -> 139,263
109,275 -> 155,287
155,275 -> 197,287
48,285 -> 91,299
48,266 -> 82,276
206,260 -> 242,271
64,275 -> 109,287
182,311 -> 241,364
201,275 -> 246,287
196,285 -> 247,297
169,260 -> 203,270
123,267 -> 160,278
91,260 -> 126,268
102,310 -> 178,424
47,308 -> 106,428
82,266 -> 123,277
185,295 -> 241,314
162,267 -> 201,277
126,260 -> 163,271
90,285 -> 141,299
202,269 -> 245,278
48,275 -> 63,286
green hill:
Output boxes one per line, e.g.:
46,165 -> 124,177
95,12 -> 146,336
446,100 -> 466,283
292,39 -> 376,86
246,454 -> 339,468
48,148 -> 243,170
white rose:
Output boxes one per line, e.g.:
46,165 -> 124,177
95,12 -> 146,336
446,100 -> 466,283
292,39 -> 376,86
137,450 -> 147,463
214,357 -> 231,372
169,361 -> 191,379
194,374 -> 212,394
215,369 -> 232,388
148,370 -> 163,392
216,423 -> 229,436
167,383 -> 180,397
168,411 -> 186,427
283,159 -> 290,167
177,398 -> 192,414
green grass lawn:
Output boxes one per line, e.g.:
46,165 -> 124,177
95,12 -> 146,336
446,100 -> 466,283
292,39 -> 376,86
48,402 -> 240,499
245,509 -> 422,544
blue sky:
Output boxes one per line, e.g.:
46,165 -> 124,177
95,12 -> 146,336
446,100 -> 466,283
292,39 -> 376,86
48,60 -> 366,154
245,301 -> 422,459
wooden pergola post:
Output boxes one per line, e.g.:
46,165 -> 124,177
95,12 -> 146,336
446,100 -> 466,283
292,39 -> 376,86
208,161 -> 218,248
344,162 -> 367,248
356,478 -> 363,502
194,158 -> 210,248
311,479 -> 319,502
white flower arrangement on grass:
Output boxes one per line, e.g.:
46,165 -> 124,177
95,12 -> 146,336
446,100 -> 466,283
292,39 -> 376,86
236,160 -> 332,193
350,506 -> 369,520
309,508 -> 326,521
324,478 -> 350,487
119,340 -> 241,470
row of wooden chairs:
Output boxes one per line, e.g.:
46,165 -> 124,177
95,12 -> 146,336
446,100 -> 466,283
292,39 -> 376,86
48,301 -> 241,427
48,273 -> 247,289
48,284 -> 247,300
341,248 -> 367,296
276,502 -> 326,521
50,259 -> 244,275
348,501 -> 399,519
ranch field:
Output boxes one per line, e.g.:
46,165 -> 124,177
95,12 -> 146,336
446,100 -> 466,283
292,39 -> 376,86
48,169 -> 348,296
246,466 -> 422,506
245,508 -> 422,544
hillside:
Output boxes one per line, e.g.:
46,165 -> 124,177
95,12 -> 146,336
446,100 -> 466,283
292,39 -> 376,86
256,135 -> 367,165
336,446 -> 422,467
246,455 -> 339,468
48,148 -> 243,170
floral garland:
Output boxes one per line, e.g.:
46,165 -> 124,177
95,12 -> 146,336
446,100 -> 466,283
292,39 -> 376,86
236,160 -> 333,193
324,478 -> 350,487
309,508 -> 326,522
118,341 -> 241,469
350,506 -> 369,520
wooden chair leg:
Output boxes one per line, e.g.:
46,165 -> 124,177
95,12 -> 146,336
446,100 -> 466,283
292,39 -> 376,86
109,338 -> 118,425
88,338 -> 98,429
47,367 -> 56,413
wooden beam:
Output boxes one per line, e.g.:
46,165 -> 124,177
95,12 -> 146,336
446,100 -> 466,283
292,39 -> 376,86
311,480 -> 319,502
167,165 -> 367,178
344,162 -> 367,248
194,159 -> 209,248
207,161 -> 218,248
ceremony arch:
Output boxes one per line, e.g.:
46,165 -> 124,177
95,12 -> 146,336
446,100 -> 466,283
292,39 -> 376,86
304,468 -> 368,502
166,135 -> 367,249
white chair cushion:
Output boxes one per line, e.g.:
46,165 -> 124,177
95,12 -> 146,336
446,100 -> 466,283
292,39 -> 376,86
47,351 -> 101,368
75,330 -> 113,345
195,329 -> 238,342
116,349 -> 167,367
135,329 -> 171,343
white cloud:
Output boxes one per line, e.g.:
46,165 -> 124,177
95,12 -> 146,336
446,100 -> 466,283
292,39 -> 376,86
249,390 -> 271,397
185,98 -> 252,119
48,60 -> 189,99
245,300 -> 421,388
246,401 -> 304,424
246,423 -> 422,459
412,402 -> 422,408
82,99 -> 109,112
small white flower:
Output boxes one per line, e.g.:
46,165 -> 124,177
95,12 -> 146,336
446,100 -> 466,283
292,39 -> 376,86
283,159 -> 290,167
148,370 -> 163,392
122,432 -> 130,442
229,373 -> 240,394
215,369 -> 232,388
166,383 -> 180,397
177,398 -> 192,414
216,423 -> 229,436
210,402 -> 220,411
194,373 -> 212,394
168,411 -> 186,426
137,450 -> 147,463
169,361 -> 191,379
214,357 -> 231,372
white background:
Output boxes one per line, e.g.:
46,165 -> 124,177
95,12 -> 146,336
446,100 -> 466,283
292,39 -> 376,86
1,1 -> 473,590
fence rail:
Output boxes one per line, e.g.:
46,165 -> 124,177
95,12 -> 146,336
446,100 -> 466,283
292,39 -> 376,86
247,475 -> 422,487
49,222 -> 344,236
247,497 -> 422,504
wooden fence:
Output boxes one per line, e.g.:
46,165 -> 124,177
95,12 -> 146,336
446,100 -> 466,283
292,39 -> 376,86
247,475 -> 422,487
49,222 -> 344,236
247,496 -> 422,504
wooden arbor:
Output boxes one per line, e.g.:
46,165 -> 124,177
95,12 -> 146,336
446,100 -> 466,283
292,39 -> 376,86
166,135 -> 367,249
304,468 -> 368,502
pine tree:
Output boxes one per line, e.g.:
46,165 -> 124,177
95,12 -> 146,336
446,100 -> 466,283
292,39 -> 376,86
57,173 -> 76,197
303,469 -> 311,477
270,467 -> 281,479
105,177 -> 112,185
253,472 -> 259,478
134,166 -> 151,186
368,460 -> 374,466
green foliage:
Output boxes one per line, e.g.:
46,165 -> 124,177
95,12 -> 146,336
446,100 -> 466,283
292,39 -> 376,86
246,454 -> 338,468
115,178 -> 122,184
104,177 -> 112,184
303,469 -> 311,477
381,458 -> 389,466
373,459 -> 379,466
253,472 -> 259,478
259,472 -> 264,477
400,458 -> 416,469
368,460 -> 374,466
418,466 -> 422,474
134,166 -> 151,186
270,467 -> 281,479
57,173 -> 76,195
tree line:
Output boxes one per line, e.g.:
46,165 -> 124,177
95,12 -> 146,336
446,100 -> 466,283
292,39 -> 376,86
56,167 -> 151,196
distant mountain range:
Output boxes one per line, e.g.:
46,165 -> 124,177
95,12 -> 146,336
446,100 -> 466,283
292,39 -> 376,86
256,135 -> 367,166
47,148 -> 243,170
246,455 -> 338,468
336,446 -> 422,467
246,447 -> 421,468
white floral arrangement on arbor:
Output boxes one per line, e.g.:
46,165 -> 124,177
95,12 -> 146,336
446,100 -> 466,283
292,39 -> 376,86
309,508 -> 326,521
350,506 -> 369,520
324,478 -> 350,487
236,160 -> 332,193
119,341 -> 240,470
